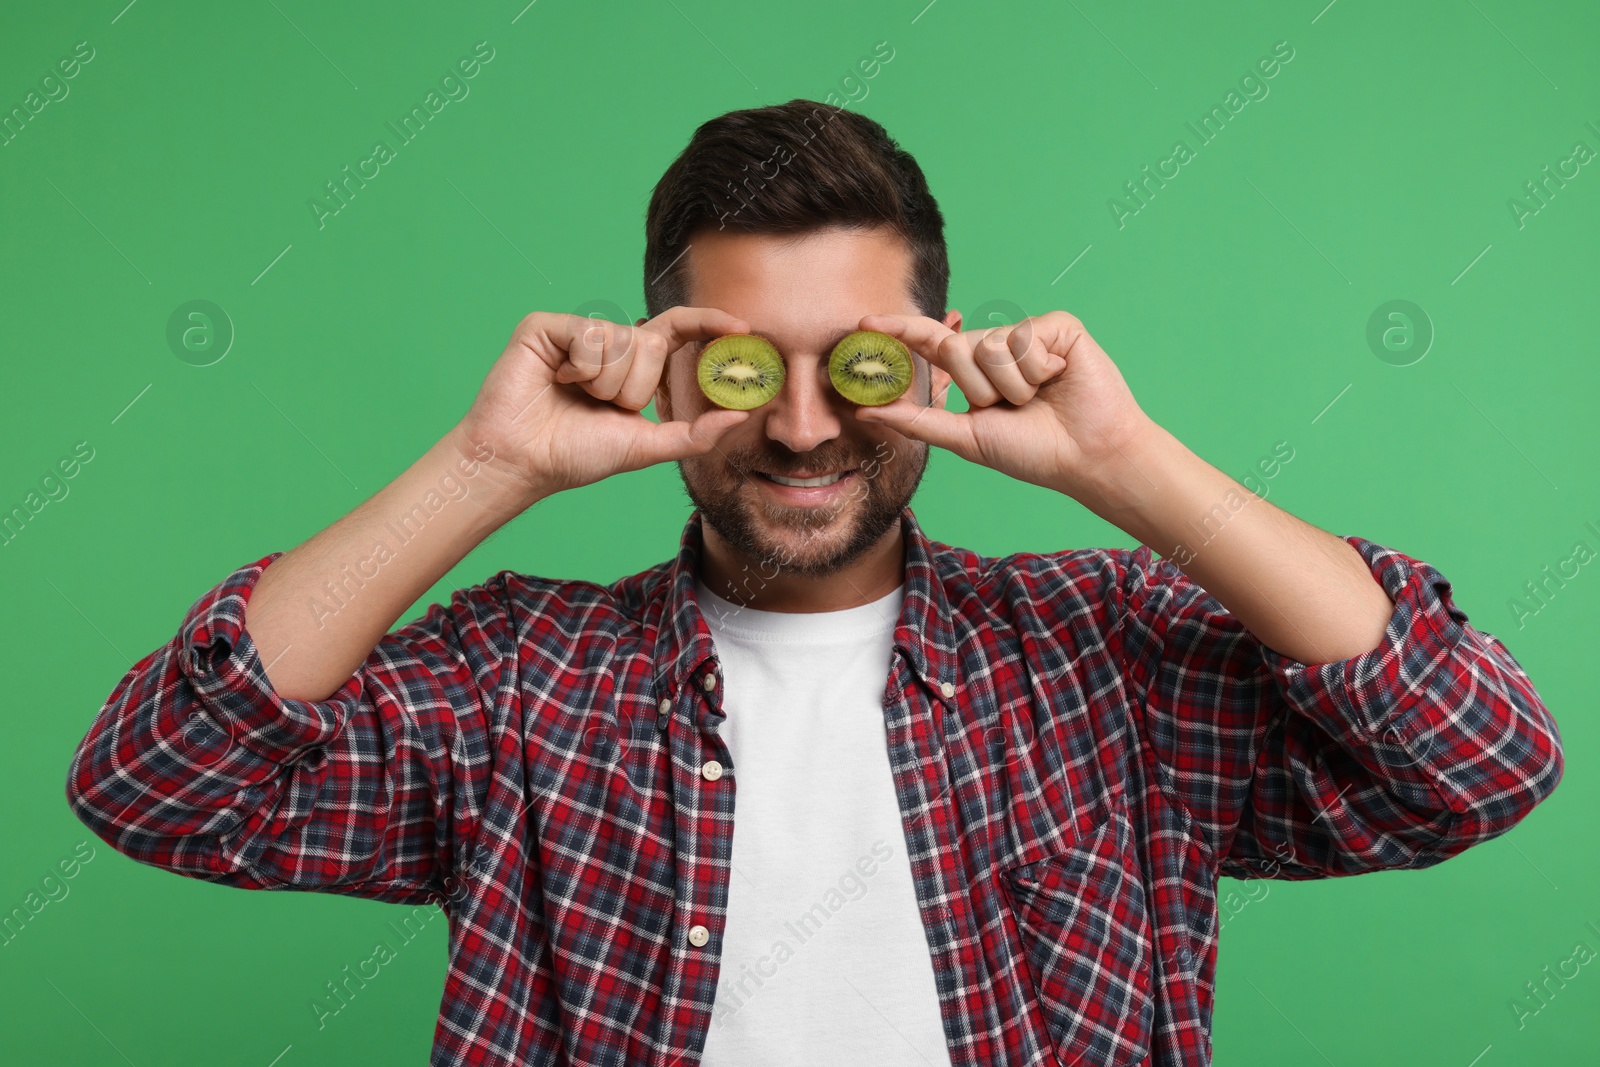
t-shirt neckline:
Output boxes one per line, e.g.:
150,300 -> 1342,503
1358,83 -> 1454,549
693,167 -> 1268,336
694,576 -> 905,641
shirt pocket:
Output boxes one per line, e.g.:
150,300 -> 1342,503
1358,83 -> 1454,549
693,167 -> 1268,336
999,795 -> 1156,1067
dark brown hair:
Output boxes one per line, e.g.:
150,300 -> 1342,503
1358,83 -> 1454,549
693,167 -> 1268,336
643,99 -> 949,322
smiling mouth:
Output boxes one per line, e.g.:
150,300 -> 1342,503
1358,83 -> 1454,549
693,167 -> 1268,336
754,469 -> 855,488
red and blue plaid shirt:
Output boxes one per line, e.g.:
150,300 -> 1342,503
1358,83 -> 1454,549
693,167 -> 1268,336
66,506 -> 1563,1066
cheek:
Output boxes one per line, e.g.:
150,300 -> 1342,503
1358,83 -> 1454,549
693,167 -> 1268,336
856,433 -> 902,477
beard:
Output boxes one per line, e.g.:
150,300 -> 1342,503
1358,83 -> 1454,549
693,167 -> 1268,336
677,435 -> 929,581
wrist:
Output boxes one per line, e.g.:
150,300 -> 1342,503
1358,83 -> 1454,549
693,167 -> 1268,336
1066,419 -> 1194,545
1059,416 -> 1170,510
442,422 -> 549,525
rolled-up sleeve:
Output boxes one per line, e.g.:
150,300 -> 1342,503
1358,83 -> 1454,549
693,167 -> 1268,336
64,552 -> 516,905
1118,535 -> 1564,881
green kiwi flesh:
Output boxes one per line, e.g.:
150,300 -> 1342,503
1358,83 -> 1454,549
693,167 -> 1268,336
697,334 -> 785,410
828,330 -> 913,405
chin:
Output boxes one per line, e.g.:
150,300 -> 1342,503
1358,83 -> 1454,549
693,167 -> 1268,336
746,498 -> 867,573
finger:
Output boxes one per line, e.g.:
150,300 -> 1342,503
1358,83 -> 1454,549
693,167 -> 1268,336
585,320 -> 645,401
554,317 -> 651,402
969,319 -> 1066,397
556,314 -> 609,384
510,311 -> 581,376
638,305 -> 752,357
968,325 -> 1035,406
859,313 -> 1002,408
613,329 -> 671,411
1002,319 -> 1066,386
1024,311 -> 1096,370
629,408 -> 750,468
854,396 -> 981,464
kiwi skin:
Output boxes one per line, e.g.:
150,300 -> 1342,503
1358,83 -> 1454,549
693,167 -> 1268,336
828,330 -> 914,406
697,334 -> 786,410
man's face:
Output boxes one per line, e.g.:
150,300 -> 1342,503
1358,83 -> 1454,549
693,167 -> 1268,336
653,224 -> 957,579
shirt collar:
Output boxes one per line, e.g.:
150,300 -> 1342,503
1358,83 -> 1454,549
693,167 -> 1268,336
651,505 -> 959,704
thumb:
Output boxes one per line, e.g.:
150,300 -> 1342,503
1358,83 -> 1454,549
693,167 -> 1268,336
631,408 -> 750,467
856,400 -> 979,462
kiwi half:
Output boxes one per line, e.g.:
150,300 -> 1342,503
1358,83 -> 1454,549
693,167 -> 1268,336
828,330 -> 913,406
697,334 -> 785,410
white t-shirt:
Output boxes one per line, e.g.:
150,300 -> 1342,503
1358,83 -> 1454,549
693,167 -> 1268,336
694,577 -> 955,1066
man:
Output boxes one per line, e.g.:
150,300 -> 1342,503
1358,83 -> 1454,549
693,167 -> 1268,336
66,99 -> 1563,1067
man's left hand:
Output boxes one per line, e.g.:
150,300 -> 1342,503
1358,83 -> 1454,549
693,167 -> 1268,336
854,310 -> 1157,505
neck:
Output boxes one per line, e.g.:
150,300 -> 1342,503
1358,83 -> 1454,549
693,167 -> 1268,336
697,519 -> 905,613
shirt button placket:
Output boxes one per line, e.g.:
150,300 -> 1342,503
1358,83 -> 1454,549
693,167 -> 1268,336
685,668 -> 724,996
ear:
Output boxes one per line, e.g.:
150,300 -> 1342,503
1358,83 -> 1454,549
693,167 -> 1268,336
928,308 -> 960,408
653,351 -> 675,423
654,376 -> 675,421
636,316 -> 677,420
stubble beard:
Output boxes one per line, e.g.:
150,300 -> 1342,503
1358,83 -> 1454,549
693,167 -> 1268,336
677,437 -> 929,580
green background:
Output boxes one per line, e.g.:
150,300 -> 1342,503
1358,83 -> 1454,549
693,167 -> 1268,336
3,0 -> 1596,1062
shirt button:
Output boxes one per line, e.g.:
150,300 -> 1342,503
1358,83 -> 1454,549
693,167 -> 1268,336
940,680 -> 955,698
702,672 -> 716,691
658,697 -> 671,715
701,760 -> 723,781
688,924 -> 710,946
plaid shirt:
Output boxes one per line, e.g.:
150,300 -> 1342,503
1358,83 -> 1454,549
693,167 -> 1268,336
66,506 -> 1563,1066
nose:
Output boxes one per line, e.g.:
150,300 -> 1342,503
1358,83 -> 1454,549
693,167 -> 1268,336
762,357 -> 844,454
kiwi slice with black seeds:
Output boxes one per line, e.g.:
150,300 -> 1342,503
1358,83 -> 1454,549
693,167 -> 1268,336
697,334 -> 785,410
828,330 -> 914,405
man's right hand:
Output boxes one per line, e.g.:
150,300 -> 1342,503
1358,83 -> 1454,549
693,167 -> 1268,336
455,306 -> 754,508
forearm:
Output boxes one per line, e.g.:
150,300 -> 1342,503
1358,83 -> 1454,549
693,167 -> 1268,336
1079,420 -> 1394,665
246,422 -> 539,700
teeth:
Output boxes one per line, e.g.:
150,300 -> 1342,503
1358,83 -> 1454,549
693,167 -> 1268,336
768,471 -> 846,488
